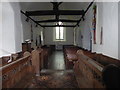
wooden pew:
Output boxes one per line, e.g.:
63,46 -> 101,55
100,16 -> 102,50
74,50 -> 120,88
102,64 -> 120,88
1,51 -> 33,88
31,45 -> 53,71
22,43 -> 31,53
81,49 -> 120,67
63,46 -> 79,69
41,47 -> 50,69
41,45 -> 54,69
0,52 -> 23,67
31,48 -> 43,76
74,50 -> 104,88
94,54 -> 120,67
0,56 -> 10,67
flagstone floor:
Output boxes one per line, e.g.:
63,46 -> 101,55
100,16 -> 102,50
14,70 -> 78,88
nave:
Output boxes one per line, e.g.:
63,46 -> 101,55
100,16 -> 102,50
47,51 -> 65,70
1,1 -> 120,89
14,70 -> 78,88
1,45 -> 120,88
2,49 -> 79,88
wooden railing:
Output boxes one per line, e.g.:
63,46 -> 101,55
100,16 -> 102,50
1,52 -> 33,88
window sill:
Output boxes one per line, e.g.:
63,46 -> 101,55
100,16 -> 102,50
53,40 -> 66,42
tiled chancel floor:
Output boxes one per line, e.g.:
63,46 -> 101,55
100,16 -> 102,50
14,70 -> 78,88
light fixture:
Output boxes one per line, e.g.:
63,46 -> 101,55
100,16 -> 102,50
35,24 -> 38,27
25,17 -> 29,22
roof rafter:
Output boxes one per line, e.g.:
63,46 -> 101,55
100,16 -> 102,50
26,10 -> 84,16
36,19 -> 79,23
41,25 -> 76,27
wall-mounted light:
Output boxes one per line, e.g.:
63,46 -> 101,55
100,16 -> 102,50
82,17 -> 85,21
35,24 -> 38,27
25,17 -> 29,22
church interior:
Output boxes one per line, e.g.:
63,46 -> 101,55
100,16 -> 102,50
0,0 -> 120,89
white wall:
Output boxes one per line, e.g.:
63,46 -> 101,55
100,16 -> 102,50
118,2 -> 120,59
2,2 -> 16,54
1,2 -> 23,57
1,1 -> 45,57
10,2 -> 23,52
44,27 -> 74,45
32,25 -> 43,48
1,2 -> 44,57
21,14 -> 31,42
21,14 -> 44,48
92,2 -> 118,59
75,27 -> 82,47
75,3 -> 93,50
0,2 -> 2,55
76,2 -> 118,59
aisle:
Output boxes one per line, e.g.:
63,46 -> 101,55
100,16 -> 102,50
47,51 -> 66,70
14,51 -> 79,88
14,70 -> 78,88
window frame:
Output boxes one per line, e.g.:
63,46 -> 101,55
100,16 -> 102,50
55,26 -> 64,40
53,22 -> 66,41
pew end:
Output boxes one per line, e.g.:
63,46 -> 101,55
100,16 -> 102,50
102,64 -> 120,88
1,51 -> 34,88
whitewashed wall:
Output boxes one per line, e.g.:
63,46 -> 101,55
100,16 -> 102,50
2,2 -> 16,54
44,27 -> 74,45
1,2 -> 44,57
0,2 -> 2,56
2,2 -> 23,56
32,25 -> 43,48
75,27 -> 82,47
118,2 -> 120,59
21,8 -> 44,48
10,2 -> 23,52
21,14 -> 31,42
76,2 -> 119,59
75,3 -> 93,50
92,2 -> 118,59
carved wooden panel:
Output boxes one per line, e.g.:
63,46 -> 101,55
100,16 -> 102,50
1,52 -> 33,88
74,50 -> 105,88
31,49 -> 43,76
22,43 -> 31,53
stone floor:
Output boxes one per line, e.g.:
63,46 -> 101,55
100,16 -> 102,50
48,51 -> 66,70
14,51 -> 78,88
14,70 -> 78,88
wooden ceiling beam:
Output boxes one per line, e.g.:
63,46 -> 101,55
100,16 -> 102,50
76,1 -> 94,26
26,10 -> 84,16
21,10 -> 43,27
36,19 -> 79,23
41,25 -> 76,27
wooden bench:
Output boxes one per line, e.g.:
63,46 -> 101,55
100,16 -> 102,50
22,43 -> 31,53
0,52 -> 23,67
0,56 -> 10,67
31,45 -> 54,71
41,46 -> 52,69
1,51 -> 33,88
74,50 -> 120,88
63,46 -> 79,69
31,48 -> 43,76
